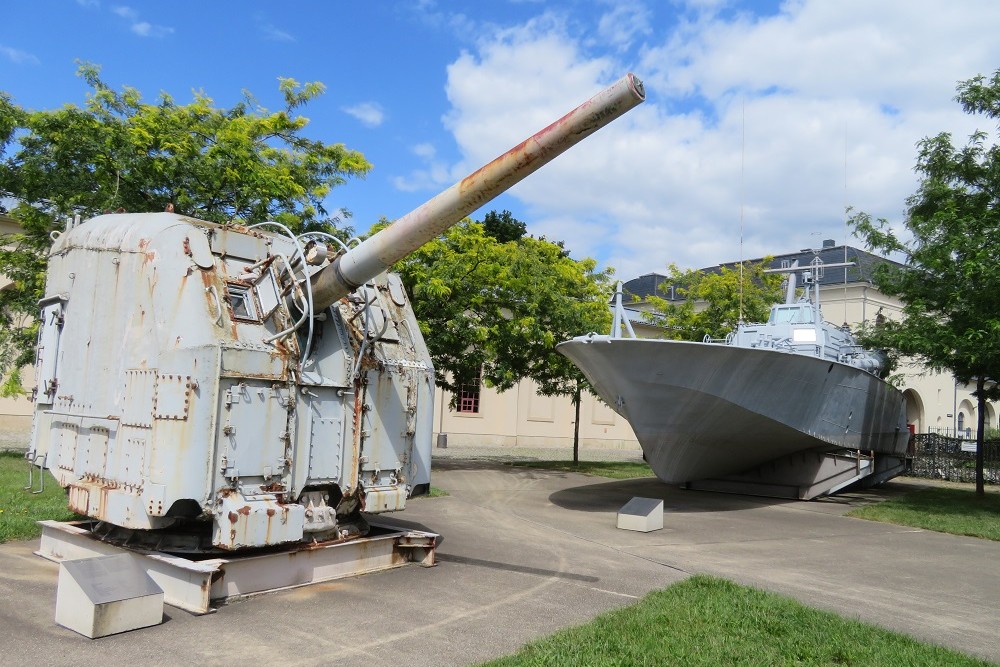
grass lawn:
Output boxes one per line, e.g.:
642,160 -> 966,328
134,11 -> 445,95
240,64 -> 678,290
414,486 -> 449,498
847,484 -> 1000,541
0,452 -> 77,543
479,575 -> 992,667
505,459 -> 654,480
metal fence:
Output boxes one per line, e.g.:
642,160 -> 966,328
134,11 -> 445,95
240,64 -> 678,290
908,433 -> 1000,484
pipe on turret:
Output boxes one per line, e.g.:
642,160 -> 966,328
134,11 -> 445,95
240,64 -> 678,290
310,72 -> 646,310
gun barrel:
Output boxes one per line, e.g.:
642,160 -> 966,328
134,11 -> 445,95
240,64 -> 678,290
311,72 -> 645,309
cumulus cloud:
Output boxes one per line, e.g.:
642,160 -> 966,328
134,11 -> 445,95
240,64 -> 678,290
342,102 -> 386,128
596,0 -> 652,51
439,0 -> 1000,278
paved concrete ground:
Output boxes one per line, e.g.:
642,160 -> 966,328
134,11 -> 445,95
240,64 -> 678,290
1,452 -> 998,666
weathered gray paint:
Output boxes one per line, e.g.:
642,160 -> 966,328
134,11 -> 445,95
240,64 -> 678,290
27,73 -> 646,550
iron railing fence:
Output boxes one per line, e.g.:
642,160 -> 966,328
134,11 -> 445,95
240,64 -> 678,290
907,433 -> 1000,484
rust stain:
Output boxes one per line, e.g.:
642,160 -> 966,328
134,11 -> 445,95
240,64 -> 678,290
261,482 -> 285,494
228,511 -> 239,524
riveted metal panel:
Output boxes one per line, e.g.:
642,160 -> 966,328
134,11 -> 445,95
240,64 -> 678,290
115,430 -> 147,489
122,370 -> 157,428
82,425 -> 109,478
55,421 -> 79,475
219,347 -> 285,379
153,374 -> 193,420
208,227 -> 269,260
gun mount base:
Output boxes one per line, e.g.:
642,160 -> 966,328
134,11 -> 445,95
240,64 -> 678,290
36,519 -> 438,615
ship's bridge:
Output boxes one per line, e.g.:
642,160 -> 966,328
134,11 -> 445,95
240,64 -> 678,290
768,304 -> 816,325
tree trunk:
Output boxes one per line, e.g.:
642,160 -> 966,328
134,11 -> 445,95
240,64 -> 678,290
976,376 -> 986,496
572,383 -> 581,465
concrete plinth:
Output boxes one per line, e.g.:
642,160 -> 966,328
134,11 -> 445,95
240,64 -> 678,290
616,496 -> 664,532
55,554 -> 163,638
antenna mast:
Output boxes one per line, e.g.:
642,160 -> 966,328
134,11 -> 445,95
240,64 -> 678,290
738,97 -> 745,323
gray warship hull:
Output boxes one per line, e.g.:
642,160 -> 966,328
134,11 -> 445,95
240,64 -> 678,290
557,336 -> 908,484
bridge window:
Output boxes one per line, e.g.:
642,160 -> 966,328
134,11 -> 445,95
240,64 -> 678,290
769,306 -> 814,325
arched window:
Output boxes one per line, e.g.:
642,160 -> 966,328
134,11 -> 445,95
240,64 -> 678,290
957,412 -> 965,433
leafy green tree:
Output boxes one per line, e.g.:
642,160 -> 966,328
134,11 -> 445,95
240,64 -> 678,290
850,68 -> 1000,495
481,209 -> 527,243
383,214 -> 614,461
0,63 -> 370,393
643,261 -> 784,341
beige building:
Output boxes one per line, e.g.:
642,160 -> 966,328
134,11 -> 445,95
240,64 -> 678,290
432,379 -> 639,451
0,214 -> 35,444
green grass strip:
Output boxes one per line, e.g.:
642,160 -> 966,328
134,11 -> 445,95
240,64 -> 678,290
0,452 -> 78,543
479,575 -> 992,667
848,485 -> 1000,541
505,460 -> 654,480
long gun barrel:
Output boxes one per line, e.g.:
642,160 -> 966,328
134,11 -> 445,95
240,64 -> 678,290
311,72 -> 646,309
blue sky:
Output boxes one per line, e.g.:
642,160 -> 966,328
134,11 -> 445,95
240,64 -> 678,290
3,0 -> 999,279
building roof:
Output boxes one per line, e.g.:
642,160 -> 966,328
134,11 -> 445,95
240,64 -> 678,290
623,242 -> 902,301
0,213 -> 20,235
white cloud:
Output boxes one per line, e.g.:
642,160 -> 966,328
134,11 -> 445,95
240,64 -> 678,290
0,45 -> 40,65
111,5 -> 136,20
439,0 -> 1000,278
392,142 -> 458,193
112,5 -> 173,38
596,0 -> 652,51
131,21 -> 174,38
342,102 -> 386,128
254,14 -> 294,42
412,143 -> 436,160
261,25 -> 294,42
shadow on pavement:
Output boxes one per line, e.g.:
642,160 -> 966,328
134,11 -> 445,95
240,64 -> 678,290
548,477 -> 797,514
435,553 -> 600,583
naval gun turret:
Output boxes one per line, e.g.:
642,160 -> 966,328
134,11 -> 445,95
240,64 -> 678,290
26,74 -> 645,551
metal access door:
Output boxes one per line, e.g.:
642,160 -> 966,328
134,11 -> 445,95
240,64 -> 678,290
216,380 -> 291,484
35,297 -> 65,405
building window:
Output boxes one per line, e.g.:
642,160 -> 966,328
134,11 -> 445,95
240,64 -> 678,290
458,376 -> 481,414
957,412 -> 965,432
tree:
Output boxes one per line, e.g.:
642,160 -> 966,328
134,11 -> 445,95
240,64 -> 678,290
383,213 -> 614,461
850,68 -> 1000,496
642,260 -> 784,341
481,209 -> 527,243
0,63 -> 370,393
